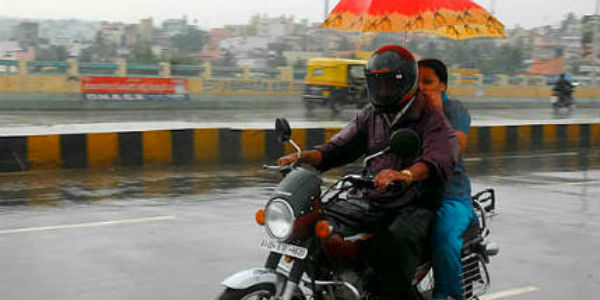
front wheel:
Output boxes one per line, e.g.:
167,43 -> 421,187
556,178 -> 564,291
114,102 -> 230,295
218,283 -> 275,300
304,101 -> 315,111
218,283 -> 305,300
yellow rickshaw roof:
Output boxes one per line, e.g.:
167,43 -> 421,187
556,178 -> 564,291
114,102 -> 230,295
307,57 -> 367,67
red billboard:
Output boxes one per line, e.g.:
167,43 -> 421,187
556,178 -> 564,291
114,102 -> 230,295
81,77 -> 189,101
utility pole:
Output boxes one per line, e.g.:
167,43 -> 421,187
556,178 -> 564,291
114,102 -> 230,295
592,0 -> 599,87
323,0 -> 330,55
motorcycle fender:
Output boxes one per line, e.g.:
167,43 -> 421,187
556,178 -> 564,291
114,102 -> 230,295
221,268 -> 285,290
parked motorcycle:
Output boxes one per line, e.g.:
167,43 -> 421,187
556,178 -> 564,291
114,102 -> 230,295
218,118 -> 499,300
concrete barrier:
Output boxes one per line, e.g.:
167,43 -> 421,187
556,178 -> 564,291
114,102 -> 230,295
0,122 -> 597,173
1,74 -> 599,100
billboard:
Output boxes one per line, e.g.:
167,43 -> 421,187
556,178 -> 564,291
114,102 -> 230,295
81,77 -> 189,101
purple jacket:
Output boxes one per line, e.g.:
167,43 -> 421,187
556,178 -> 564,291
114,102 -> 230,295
315,93 -> 458,209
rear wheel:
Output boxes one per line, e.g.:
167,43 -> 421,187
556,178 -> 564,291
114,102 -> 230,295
304,101 -> 315,111
356,96 -> 368,109
329,94 -> 344,114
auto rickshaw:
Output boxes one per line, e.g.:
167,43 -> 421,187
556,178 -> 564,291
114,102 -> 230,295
302,58 -> 368,112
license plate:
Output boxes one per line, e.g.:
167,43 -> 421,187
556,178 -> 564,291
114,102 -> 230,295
260,238 -> 308,259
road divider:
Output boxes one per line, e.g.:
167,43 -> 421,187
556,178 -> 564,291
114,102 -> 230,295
0,122 -> 597,172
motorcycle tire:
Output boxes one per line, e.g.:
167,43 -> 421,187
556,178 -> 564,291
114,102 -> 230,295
330,100 -> 342,114
304,102 -> 315,111
217,283 -> 305,300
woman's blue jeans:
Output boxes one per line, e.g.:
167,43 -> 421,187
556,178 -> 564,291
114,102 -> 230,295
431,197 -> 475,300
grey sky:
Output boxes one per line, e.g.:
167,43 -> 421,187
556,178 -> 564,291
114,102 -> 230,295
0,0 -> 597,29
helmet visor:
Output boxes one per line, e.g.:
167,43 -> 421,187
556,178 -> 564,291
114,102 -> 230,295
365,72 -> 406,106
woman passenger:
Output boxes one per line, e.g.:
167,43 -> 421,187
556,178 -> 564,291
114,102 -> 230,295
418,59 -> 475,300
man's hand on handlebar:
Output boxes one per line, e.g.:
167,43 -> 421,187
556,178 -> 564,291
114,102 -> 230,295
277,153 -> 299,167
374,169 -> 412,192
277,150 -> 323,167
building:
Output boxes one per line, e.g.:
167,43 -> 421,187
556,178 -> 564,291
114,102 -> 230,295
282,50 -> 323,66
98,22 -> 126,46
199,28 -> 233,60
162,16 -> 188,37
558,19 -> 583,61
12,22 -> 39,47
529,57 -> 565,76
50,36 -> 86,57
124,24 -> 140,47
530,27 -> 559,59
248,15 -> 296,42
0,41 -> 22,59
139,18 -> 154,43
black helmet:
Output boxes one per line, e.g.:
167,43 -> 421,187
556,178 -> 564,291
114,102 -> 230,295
365,45 -> 417,112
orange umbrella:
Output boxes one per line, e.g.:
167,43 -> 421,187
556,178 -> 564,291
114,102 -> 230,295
322,0 -> 504,40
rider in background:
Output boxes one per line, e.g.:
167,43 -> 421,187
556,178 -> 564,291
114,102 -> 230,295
552,73 -> 574,106
418,59 -> 475,300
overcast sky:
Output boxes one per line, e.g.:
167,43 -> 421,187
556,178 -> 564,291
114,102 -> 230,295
0,0 -> 597,29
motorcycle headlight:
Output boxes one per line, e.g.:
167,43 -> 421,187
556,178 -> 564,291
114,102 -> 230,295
265,199 -> 295,241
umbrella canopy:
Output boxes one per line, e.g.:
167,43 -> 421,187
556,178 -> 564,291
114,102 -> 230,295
322,0 -> 505,40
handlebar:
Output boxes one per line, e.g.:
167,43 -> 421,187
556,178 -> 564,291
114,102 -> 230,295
262,164 -> 293,175
342,174 -> 375,189
472,188 -> 495,213
341,174 -> 409,191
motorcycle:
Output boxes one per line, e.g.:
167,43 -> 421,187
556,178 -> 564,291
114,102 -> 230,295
551,82 -> 577,117
218,118 -> 499,300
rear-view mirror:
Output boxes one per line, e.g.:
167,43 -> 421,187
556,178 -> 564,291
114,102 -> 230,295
389,129 -> 421,159
275,118 -> 291,143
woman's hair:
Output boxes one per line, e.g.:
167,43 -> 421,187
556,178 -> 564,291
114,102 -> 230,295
418,58 -> 448,85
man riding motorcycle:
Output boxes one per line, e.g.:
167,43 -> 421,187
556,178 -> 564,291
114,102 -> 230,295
278,45 -> 458,299
552,73 -> 574,107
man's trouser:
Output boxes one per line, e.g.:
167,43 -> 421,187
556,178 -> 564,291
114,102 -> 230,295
431,198 -> 476,300
326,199 -> 434,300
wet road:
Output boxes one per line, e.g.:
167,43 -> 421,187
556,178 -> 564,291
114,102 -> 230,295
0,106 -> 598,128
0,149 -> 598,300
0,106 -> 597,137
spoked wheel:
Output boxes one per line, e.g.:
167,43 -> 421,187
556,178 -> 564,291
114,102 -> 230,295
329,97 -> 343,114
304,101 -> 315,111
416,268 -> 435,299
218,283 -> 305,300
218,283 -> 275,300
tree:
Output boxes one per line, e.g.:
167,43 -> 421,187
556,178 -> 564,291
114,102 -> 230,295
267,52 -> 287,68
128,42 -> 159,64
338,35 -> 354,51
36,45 -> 69,61
367,33 -> 401,51
213,49 -> 237,68
169,53 -> 201,65
480,44 -> 524,75
266,42 -> 290,68
292,58 -> 306,70
78,32 -> 117,62
170,27 -> 209,53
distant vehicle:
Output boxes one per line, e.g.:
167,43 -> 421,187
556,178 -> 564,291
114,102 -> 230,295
302,58 -> 368,113
551,74 -> 576,117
